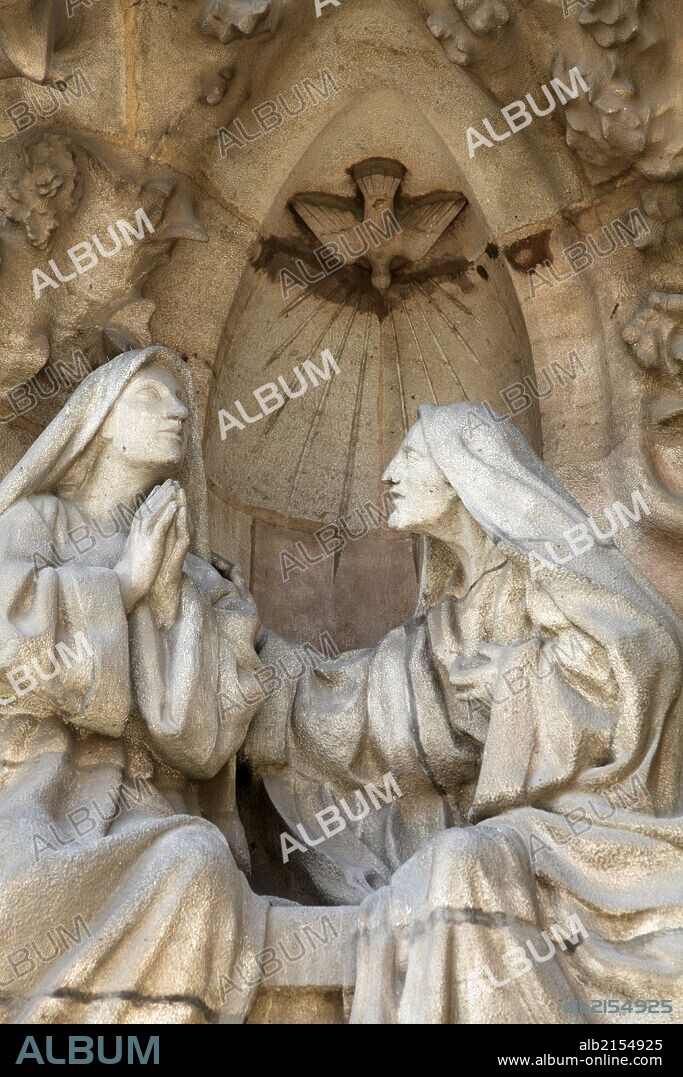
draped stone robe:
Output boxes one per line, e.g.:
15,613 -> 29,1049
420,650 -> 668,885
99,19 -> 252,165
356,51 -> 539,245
245,404 -> 683,1024
246,543 -> 683,1022
0,492 -> 268,1025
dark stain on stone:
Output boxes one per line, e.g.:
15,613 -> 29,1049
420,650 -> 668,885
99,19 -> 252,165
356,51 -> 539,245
485,242 -> 499,259
399,257 -> 475,294
0,987 -> 220,1024
252,236 -> 366,306
503,230 -> 553,274
253,235 -> 312,275
253,240 -> 483,314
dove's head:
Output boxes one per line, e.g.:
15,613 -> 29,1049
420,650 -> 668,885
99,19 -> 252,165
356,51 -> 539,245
371,264 -> 393,294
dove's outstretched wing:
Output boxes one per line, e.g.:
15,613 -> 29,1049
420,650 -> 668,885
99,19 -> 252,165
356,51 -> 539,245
398,194 -> 467,262
290,194 -> 362,248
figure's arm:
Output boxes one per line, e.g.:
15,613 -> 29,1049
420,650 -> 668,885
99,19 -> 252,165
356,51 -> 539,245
0,482 -> 190,740
458,580 -> 631,821
0,497 -> 132,736
130,548 -> 264,781
243,611 -> 480,802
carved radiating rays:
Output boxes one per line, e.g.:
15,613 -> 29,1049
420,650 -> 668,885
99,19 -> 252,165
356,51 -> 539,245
206,251 -> 536,534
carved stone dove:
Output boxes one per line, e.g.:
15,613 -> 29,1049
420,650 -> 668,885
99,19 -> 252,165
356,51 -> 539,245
290,158 -> 467,293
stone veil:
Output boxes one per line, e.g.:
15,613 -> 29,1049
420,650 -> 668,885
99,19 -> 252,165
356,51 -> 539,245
0,346 -> 269,1024
244,403 -> 683,1023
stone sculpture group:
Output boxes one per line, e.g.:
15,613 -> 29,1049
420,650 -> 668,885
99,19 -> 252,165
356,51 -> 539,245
0,345 -> 679,1024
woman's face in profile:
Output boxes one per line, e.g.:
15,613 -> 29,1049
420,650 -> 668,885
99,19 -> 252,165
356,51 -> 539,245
382,421 -> 456,532
101,364 -> 189,470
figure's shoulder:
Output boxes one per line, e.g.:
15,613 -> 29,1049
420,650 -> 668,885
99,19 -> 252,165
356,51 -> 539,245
0,492 -> 62,533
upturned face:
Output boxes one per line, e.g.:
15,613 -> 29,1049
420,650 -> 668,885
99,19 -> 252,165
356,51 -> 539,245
381,420 -> 456,532
100,363 -> 189,469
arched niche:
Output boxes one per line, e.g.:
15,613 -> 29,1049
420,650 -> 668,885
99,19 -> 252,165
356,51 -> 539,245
204,91 -> 540,650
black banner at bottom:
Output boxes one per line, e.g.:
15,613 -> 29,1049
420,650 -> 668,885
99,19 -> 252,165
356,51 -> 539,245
0,1020 -> 679,1068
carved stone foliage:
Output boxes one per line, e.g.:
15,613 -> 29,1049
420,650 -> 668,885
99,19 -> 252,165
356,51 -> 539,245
418,0 -> 511,65
554,2 -> 682,183
620,291 -> 683,533
0,133 -> 82,250
624,291 -> 683,380
197,0 -> 276,44
554,55 -> 647,173
414,0 -> 680,190
576,0 -> 642,48
0,134 -> 207,396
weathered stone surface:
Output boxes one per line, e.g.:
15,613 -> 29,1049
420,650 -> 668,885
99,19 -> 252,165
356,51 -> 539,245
0,0 -> 680,1029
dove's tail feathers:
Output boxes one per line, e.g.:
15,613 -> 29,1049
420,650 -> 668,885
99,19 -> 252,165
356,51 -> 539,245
351,158 -> 404,205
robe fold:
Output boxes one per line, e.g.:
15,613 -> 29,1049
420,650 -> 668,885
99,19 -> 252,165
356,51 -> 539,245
0,347 -> 268,1024
244,404 -> 683,1023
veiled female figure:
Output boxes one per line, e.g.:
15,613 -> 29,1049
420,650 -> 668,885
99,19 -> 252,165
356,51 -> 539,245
0,346 -> 268,1024
244,403 -> 683,1023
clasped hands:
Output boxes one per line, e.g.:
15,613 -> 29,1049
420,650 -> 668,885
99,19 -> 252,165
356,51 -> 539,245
115,479 -> 191,629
